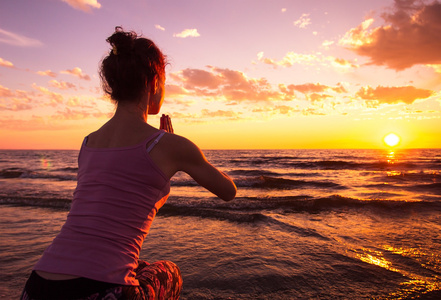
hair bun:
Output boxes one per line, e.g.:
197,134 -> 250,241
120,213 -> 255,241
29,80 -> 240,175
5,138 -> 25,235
107,26 -> 136,55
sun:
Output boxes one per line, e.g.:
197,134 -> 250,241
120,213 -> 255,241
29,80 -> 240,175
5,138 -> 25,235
383,133 -> 400,147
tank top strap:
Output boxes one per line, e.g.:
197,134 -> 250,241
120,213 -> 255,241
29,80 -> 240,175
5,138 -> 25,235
146,130 -> 166,153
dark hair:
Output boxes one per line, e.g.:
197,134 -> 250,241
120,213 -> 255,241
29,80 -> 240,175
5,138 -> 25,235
100,27 -> 166,103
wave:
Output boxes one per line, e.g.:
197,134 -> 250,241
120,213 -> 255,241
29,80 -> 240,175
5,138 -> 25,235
55,167 -> 78,172
287,160 -> 418,171
0,196 -> 71,210
0,168 -> 24,178
235,175 -> 346,190
229,169 -> 281,177
2,194 -> 440,219
228,157 -> 421,171
0,168 -> 77,181
383,172 -> 440,182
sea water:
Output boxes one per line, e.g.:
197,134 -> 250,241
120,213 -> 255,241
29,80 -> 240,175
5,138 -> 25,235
1,149 -> 440,299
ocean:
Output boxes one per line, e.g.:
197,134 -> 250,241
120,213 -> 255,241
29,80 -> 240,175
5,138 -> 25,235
1,148 -> 440,299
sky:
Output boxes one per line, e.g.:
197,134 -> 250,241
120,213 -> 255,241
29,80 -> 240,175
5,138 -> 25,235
1,0 -> 441,149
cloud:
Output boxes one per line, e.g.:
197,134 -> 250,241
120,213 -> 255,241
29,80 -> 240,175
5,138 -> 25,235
256,51 -> 359,71
171,67 -> 288,103
37,70 -> 57,77
427,64 -> 441,74
293,13 -> 311,29
173,29 -> 200,38
61,67 -> 91,80
173,69 -> 223,90
0,57 -> 14,68
170,67 -> 352,105
257,51 -> 320,68
49,80 -> 77,90
0,85 -> 33,111
66,97 -> 81,106
332,58 -> 358,69
274,105 -> 298,115
285,83 -> 329,94
0,98 -> 33,111
155,25 -> 165,31
0,28 -> 43,47
279,82 -> 347,96
302,108 -> 326,116
32,84 -> 64,106
356,85 -> 433,104
339,0 -> 441,70
200,109 -> 241,119
0,85 -> 14,98
0,116 -> 61,131
52,107 -> 111,120
62,0 -> 101,13
164,84 -> 190,98
322,40 -> 334,49
251,105 -> 299,115
308,93 -> 332,102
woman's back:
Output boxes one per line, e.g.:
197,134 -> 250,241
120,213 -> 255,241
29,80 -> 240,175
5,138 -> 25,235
33,130 -> 171,285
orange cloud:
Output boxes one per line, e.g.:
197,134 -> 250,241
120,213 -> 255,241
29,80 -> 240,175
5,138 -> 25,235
0,85 -> 14,98
356,85 -> 433,104
0,98 -> 32,111
257,51 -> 359,71
332,58 -> 358,69
52,107 -> 111,120
257,51 -> 319,68
274,105 -> 298,115
287,83 -> 329,94
49,80 -> 77,90
37,70 -> 57,77
251,105 -> 299,115
309,93 -> 332,102
279,82 -> 347,96
0,57 -> 14,68
200,109 -> 241,119
61,67 -> 91,80
0,85 -> 33,111
32,84 -> 64,106
177,69 -> 223,89
171,67 -> 287,102
66,97 -> 81,107
0,116 -> 58,131
62,0 -> 101,13
340,0 -> 441,70
164,84 -> 189,97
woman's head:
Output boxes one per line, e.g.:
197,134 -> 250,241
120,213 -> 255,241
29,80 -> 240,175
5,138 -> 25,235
100,27 -> 166,108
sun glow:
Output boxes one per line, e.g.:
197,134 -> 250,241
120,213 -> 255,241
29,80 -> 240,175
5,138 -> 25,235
383,133 -> 401,147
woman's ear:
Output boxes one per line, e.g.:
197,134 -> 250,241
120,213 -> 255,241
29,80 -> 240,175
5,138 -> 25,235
149,75 -> 159,94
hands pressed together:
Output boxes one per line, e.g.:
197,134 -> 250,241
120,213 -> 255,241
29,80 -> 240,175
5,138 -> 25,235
160,114 -> 174,133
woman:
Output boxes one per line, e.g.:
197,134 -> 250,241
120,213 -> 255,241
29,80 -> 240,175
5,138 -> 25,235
21,27 -> 237,300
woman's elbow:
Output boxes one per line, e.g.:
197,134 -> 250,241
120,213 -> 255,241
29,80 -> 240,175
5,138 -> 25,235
220,183 -> 237,202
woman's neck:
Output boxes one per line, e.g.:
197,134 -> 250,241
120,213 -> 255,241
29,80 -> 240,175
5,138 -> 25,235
114,101 -> 148,123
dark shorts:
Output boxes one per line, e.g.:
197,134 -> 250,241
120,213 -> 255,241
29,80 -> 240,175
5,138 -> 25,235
21,260 -> 182,300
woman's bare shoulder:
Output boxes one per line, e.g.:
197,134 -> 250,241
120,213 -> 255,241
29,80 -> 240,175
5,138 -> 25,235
161,133 -> 201,156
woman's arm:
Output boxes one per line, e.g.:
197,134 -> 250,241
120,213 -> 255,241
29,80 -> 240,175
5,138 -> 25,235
159,114 -> 236,201
172,135 -> 236,201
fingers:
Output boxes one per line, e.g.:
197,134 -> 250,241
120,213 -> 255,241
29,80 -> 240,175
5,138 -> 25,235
167,115 -> 174,133
160,114 -> 165,130
160,114 -> 174,133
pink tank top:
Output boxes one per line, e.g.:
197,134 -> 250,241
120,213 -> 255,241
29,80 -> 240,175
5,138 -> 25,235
34,130 -> 170,285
